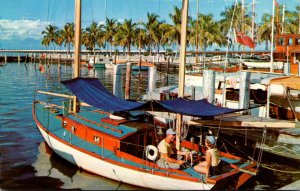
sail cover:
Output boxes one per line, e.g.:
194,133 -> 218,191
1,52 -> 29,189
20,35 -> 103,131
61,77 -> 145,112
158,98 -> 241,117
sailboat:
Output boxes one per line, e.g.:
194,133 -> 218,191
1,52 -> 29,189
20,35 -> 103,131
32,0 -> 258,189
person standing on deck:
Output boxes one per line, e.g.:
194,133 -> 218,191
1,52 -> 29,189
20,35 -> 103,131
194,135 -> 222,178
157,128 -> 188,169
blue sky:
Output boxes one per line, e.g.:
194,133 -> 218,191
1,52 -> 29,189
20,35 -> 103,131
0,0 -> 299,50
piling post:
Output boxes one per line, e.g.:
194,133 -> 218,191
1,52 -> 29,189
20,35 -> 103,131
113,64 -> 123,98
202,70 -> 215,103
191,85 -> 195,100
4,54 -> 7,63
148,66 -> 157,98
238,71 -> 251,109
125,62 -> 132,99
166,56 -> 170,86
18,54 -> 20,63
58,54 -> 61,65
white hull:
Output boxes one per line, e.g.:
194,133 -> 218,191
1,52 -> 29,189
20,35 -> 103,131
37,124 -> 213,190
243,61 -> 284,69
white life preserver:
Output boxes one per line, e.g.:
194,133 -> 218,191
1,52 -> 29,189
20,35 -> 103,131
145,145 -> 158,161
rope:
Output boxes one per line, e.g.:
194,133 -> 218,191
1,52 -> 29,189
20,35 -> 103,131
221,136 -> 255,162
256,128 -> 267,169
201,125 -> 265,132
261,164 -> 300,174
0,106 -> 32,116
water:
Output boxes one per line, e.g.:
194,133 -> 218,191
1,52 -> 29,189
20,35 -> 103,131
0,62 -> 299,190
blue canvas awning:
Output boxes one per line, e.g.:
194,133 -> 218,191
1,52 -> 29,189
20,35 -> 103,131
61,77 -> 146,112
62,77 -> 240,117
157,98 -> 241,117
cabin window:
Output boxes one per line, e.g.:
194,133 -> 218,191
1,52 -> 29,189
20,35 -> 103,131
288,38 -> 293,46
296,38 -> 300,45
94,136 -> 100,144
278,38 -> 284,46
71,125 -> 76,133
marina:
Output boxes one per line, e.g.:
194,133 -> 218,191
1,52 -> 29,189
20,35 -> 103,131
1,62 -> 300,190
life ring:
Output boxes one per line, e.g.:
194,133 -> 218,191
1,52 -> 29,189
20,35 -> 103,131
145,145 -> 158,161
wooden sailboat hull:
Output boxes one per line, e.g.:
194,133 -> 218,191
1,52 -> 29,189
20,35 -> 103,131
33,104 -> 214,190
35,124 -> 214,190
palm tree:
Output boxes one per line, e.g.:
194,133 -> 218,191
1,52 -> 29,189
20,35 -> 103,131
55,31 -> 64,50
190,13 -> 224,51
60,23 -> 74,54
82,21 -> 100,55
41,24 -> 58,49
285,6 -> 300,34
257,14 -> 273,50
143,13 -> 160,55
159,23 -> 173,51
103,18 -> 118,55
134,23 -> 148,56
168,6 -> 192,54
114,19 -> 137,56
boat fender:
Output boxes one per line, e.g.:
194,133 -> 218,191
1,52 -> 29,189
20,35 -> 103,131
146,145 -> 158,161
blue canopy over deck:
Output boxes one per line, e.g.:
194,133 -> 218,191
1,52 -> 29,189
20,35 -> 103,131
62,77 -> 241,117
62,77 -> 146,112
157,98 -> 241,117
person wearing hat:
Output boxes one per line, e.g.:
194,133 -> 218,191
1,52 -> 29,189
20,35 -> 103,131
194,135 -> 222,178
156,128 -> 188,169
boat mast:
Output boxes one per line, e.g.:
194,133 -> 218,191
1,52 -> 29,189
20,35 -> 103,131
241,0 -> 245,51
176,0 -> 188,150
251,0 -> 256,46
73,0 -> 81,112
270,0 -> 276,73
281,4 -> 285,34
195,0 -> 199,64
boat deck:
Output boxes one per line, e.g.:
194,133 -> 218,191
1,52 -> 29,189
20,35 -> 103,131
34,102 -> 255,181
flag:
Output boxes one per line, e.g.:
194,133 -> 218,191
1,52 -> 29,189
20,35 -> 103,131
235,31 -> 255,49
275,0 -> 279,7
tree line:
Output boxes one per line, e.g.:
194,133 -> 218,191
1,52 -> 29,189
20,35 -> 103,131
41,3 -> 300,55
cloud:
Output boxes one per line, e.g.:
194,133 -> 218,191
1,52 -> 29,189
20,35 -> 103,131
0,19 -> 49,41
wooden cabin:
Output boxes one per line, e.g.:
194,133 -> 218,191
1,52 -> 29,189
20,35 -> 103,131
274,34 -> 300,75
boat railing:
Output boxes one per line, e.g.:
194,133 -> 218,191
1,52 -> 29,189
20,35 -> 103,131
35,90 -> 93,112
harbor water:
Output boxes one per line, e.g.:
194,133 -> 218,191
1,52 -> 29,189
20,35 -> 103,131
0,62 -> 300,190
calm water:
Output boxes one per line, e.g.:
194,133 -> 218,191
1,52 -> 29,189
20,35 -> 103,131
0,62 -> 299,190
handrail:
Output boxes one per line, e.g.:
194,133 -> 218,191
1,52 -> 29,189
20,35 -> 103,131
36,90 -> 75,99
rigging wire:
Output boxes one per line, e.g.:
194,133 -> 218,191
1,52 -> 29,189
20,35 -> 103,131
47,0 -> 50,22
50,0 -> 58,25
65,0 -> 70,23
89,0 -> 95,22
125,0 -> 132,19
261,164 -> 300,174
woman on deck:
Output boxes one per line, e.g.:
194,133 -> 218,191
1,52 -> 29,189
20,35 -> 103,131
194,135 -> 222,178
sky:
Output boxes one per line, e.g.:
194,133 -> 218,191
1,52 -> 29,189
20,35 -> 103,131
0,0 -> 299,50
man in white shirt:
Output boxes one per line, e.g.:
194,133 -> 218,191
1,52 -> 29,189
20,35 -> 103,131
157,128 -> 188,169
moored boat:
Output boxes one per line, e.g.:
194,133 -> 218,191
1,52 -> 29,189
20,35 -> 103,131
32,0 -> 258,189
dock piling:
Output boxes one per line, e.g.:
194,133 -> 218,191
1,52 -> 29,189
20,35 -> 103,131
202,70 -> 215,103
